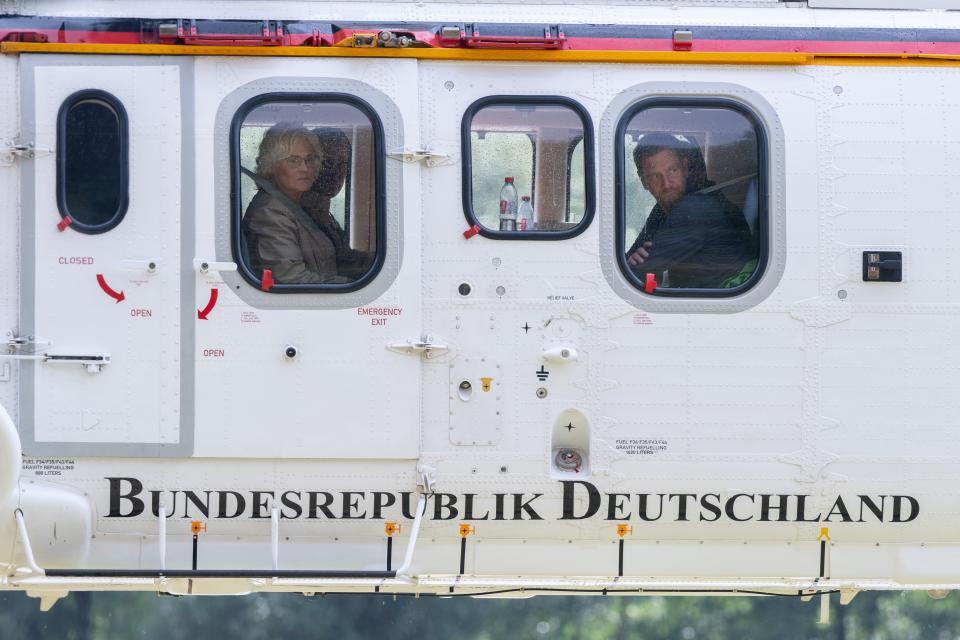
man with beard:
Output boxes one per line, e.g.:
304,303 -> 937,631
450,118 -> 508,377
626,133 -> 751,289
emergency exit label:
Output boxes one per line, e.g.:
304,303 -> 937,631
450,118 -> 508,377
358,306 -> 403,326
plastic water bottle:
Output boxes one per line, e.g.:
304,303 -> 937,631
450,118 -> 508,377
499,177 -> 518,231
518,195 -> 534,231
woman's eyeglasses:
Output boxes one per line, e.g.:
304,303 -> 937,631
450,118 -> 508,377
282,154 -> 321,168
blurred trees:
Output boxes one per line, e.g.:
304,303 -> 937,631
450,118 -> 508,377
2,589 -> 960,639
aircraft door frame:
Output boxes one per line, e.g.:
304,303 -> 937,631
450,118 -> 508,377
19,55 -> 193,456
191,63 -> 422,459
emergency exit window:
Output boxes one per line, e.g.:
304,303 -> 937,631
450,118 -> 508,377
232,95 -> 384,292
56,90 -> 129,234
462,97 -> 595,240
618,99 -> 767,296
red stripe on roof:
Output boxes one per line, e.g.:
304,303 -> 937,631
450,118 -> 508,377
6,27 -> 960,57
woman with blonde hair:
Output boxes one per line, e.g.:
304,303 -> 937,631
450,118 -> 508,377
242,122 -> 349,284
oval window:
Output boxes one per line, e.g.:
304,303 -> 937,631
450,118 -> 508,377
57,90 -> 129,233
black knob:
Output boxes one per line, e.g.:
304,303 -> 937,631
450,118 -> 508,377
284,346 -> 298,359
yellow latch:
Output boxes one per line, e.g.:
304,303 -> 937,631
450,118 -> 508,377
385,521 -> 401,537
334,32 -> 378,48
191,521 -> 207,535
480,377 -> 493,392
459,523 -> 476,537
616,524 -> 633,538
818,527 -> 830,541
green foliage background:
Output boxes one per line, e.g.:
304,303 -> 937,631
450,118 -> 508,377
2,590 -> 959,639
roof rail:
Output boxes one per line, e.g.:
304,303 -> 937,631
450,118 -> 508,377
809,0 -> 960,8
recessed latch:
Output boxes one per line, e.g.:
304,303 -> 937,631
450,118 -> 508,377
193,259 -> 238,274
862,251 -> 902,282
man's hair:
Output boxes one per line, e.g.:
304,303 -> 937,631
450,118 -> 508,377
632,132 -> 687,174
314,127 -> 352,155
310,127 -> 352,198
255,122 -> 322,181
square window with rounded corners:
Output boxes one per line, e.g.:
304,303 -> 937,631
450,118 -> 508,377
462,96 -> 595,240
617,100 -> 768,297
232,95 -> 385,292
57,90 -> 129,234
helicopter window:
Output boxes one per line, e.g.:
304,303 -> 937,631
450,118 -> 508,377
618,100 -> 767,297
233,96 -> 382,291
56,90 -> 129,234
462,96 -> 595,240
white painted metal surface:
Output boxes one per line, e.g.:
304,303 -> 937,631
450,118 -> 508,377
1,0 -> 960,607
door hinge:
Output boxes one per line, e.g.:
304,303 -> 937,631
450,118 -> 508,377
387,335 -> 449,358
0,142 -> 53,167
387,148 -> 453,167
5,331 -> 51,353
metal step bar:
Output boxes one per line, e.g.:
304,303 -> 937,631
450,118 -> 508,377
12,494 -> 428,582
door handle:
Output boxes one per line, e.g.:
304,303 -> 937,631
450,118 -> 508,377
388,336 -> 449,357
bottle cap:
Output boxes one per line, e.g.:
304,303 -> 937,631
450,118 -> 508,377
505,177 -> 514,183
521,196 -> 530,201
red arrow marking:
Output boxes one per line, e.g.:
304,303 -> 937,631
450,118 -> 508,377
96,274 -> 125,303
197,288 -> 219,320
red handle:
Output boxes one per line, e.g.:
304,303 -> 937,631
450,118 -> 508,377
261,269 -> 275,292
643,273 -> 658,294
179,34 -> 283,46
463,34 -> 566,50
463,26 -> 566,50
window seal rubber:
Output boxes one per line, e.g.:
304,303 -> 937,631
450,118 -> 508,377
461,94 -> 595,241
55,89 -> 130,235
614,96 -> 769,298
229,92 -> 387,294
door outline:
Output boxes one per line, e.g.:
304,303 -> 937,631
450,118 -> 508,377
194,67 -> 421,459
19,54 -> 196,457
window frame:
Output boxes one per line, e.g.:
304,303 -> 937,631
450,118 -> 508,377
565,134 -> 585,223
229,92 -> 386,294
56,89 -> 130,235
614,96 -> 769,298
338,163 -> 353,239
461,95 -> 595,241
